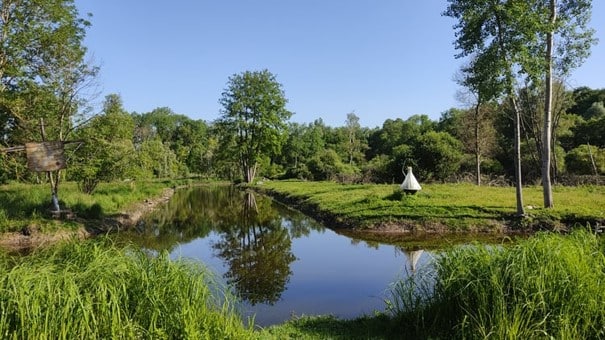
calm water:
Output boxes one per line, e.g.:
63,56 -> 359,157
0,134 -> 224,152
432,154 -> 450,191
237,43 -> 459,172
120,185 -> 431,326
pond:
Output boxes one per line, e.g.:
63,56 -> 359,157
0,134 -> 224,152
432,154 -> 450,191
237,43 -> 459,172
118,185 -> 433,326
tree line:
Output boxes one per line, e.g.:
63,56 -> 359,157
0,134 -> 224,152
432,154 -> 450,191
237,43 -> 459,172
0,0 -> 602,199
3,82 -> 603,189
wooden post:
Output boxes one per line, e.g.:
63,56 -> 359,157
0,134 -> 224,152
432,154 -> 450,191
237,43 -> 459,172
39,118 -> 60,212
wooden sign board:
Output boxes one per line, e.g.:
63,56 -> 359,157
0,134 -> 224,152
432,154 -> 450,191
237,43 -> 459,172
25,142 -> 66,172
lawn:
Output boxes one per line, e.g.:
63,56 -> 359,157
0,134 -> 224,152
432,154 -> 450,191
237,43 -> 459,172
256,181 -> 605,231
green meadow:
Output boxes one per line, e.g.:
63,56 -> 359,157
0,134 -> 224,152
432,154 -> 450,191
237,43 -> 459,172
256,180 -> 605,231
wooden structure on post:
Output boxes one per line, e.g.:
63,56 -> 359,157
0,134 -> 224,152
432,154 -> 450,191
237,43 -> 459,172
1,119 -> 79,217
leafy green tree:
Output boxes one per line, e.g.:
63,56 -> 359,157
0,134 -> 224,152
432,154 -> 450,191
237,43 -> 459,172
565,144 -> 605,175
136,139 -> 179,179
217,70 -> 291,183
568,87 -> 605,119
344,112 -> 363,165
368,115 -> 434,159
0,0 -> 90,91
307,149 -> 358,181
0,0 -> 96,209
440,104 -> 499,184
414,131 -> 464,181
570,115 -> 605,149
445,0 -> 596,210
584,102 -> 605,120
70,94 -> 136,193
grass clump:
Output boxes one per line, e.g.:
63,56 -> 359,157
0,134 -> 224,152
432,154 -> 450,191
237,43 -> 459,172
0,240 -> 253,339
388,229 -> 605,339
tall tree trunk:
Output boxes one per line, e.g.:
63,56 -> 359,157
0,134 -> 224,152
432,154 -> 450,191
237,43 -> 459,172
245,162 -> 257,183
494,9 -> 524,217
474,100 -> 481,186
512,97 -> 526,217
542,0 -> 556,208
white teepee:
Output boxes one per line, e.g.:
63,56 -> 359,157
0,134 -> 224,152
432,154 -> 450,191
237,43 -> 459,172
400,166 -> 421,193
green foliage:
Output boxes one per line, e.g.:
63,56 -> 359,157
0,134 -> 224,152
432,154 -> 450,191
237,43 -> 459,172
569,87 -> 605,119
565,144 -> 605,175
584,101 -> 605,120
414,131 -> 464,181
69,94 -> 137,193
217,69 -> 292,183
389,230 -> 605,338
135,139 -> 180,179
0,240 -> 253,339
0,0 -> 97,153
307,149 -> 359,181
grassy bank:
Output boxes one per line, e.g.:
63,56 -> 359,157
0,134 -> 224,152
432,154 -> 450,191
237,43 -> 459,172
256,180 -> 605,231
388,229 -> 605,339
0,240 -> 254,339
0,180 -> 182,233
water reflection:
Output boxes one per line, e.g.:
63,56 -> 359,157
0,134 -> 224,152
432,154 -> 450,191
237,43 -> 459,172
212,191 -> 296,305
117,186 -> 449,325
122,186 -> 314,305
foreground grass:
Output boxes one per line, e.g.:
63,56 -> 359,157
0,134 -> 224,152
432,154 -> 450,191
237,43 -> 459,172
257,181 -> 605,231
0,180 -> 179,233
0,240 -> 254,339
389,229 -> 605,339
264,230 -> 605,339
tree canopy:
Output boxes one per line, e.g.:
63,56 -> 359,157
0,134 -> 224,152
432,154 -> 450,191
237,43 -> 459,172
217,69 -> 291,183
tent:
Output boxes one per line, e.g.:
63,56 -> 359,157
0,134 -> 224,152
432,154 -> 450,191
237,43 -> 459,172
400,166 -> 421,194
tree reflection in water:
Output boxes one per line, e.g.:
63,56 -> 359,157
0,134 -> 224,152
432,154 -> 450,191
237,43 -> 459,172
212,191 -> 296,305
120,186 -> 322,305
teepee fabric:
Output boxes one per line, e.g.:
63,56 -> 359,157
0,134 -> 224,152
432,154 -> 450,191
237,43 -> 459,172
400,167 -> 421,191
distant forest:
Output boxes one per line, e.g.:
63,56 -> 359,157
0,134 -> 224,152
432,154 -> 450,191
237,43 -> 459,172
3,86 -> 604,190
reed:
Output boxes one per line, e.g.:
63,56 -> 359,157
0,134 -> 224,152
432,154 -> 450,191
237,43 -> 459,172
388,229 -> 605,338
0,240 -> 253,339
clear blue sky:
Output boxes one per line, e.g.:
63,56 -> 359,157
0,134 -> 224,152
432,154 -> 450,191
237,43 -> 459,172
75,1 -> 605,128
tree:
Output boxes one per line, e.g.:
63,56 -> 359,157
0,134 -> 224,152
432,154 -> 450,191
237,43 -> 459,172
565,144 -> 604,175
540,0 -> 596,208
70,94 -> 136,193
0,0 -> 95,208
344,112 -> 362,165
415,131 -> 464,181
446,0 -> 595,209
568,87 -> 605,119
217,70 -> 291,183
439,105 -> 498,184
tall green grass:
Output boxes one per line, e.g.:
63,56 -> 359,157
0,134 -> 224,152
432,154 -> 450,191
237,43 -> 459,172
0,240 -> 254,339
388,229 -> 605,339
0,181 -> 171,232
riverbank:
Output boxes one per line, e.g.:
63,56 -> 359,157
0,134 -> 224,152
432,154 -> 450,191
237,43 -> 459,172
254,180 -> 605,234
0,181 -> 178,251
